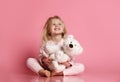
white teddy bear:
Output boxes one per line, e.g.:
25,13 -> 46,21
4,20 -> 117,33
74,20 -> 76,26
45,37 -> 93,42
40,40 -> 70,72
40,35 -> 83,72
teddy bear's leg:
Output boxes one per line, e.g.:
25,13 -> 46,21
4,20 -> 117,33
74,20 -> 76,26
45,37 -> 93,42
63,63 -> 85,75
52,61 -> 66,72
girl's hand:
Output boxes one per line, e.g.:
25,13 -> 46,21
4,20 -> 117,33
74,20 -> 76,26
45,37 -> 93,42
61,61 -> 72,68
42,57 -> 52,67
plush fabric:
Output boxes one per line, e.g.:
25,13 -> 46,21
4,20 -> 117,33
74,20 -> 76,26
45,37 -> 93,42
40,35 -> 83,72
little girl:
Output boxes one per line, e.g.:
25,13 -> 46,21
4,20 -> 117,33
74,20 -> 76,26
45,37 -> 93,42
26,16 -> 84,77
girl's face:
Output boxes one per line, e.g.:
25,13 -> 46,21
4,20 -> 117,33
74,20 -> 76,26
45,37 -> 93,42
50,19 -> 64,36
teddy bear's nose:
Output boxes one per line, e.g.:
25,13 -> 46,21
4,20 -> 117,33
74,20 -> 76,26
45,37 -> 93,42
69,44 -> 73,48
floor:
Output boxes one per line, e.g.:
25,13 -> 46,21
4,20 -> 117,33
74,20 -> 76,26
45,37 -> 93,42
1,72 -> 119,82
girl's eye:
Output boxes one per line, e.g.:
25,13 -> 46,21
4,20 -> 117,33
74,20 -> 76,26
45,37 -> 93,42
59,23 -> 61,25
53,24 -> 56,25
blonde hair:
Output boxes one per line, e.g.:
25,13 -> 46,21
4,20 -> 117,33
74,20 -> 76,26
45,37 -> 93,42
40,16 -> 67,46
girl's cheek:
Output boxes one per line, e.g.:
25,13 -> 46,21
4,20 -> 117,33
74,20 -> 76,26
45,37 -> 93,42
50,26 -> 54,31
61,27 -> 64,31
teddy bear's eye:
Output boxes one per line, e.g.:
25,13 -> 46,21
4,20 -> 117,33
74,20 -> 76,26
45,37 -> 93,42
74,44 -> 76,46
70,42 -> 72,43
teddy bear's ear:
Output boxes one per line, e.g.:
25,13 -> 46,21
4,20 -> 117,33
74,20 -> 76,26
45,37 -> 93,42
68,35 -> 74,38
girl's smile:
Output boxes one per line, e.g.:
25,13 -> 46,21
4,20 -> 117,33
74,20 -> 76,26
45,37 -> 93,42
54,26 -> 61,31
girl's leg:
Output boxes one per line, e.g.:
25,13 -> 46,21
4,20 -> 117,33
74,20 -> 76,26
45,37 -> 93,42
63,63 -> 85,75
26,58 -> 50,77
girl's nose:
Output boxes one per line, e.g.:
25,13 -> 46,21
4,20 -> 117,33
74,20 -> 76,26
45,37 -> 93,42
55,24 -> 58,27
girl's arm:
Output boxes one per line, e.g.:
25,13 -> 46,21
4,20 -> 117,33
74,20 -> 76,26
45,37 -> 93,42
41,57 -> 52,67
60,61 -> 72,68
40,46 -> 49,57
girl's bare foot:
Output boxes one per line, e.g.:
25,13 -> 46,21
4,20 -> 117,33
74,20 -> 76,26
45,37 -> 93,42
38,69 -> 50,77
51,71 -> 63,76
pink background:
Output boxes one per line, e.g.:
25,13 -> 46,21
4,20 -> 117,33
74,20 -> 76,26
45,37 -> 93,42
0,0 -> 120,80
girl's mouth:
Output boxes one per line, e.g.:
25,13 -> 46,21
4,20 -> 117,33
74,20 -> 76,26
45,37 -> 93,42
54,27 -> 61,31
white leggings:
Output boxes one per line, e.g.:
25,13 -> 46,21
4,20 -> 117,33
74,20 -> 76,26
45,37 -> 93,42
26,58 -> 85,75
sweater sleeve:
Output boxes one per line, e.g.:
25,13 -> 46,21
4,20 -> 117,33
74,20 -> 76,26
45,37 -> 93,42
39,46 -> 49,58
